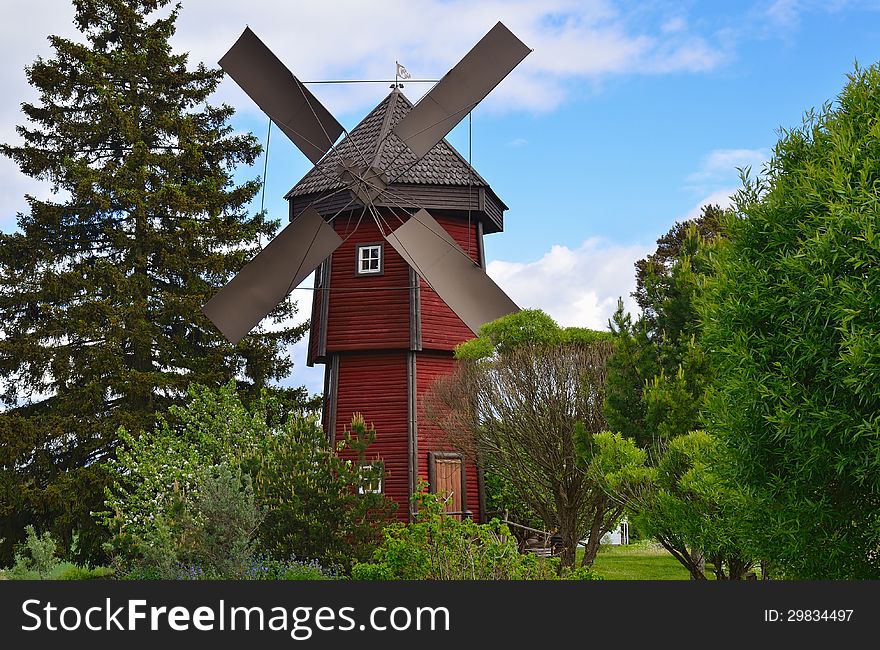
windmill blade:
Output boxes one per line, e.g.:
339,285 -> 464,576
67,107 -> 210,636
203,208 -> 342,344
220,27 -> 343,164
384,209 -> 519,334
392,22 -> 530,159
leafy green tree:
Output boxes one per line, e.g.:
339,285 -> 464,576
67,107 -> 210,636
700,63 -> 880,578
427,311 -> 625,567
634,204 -> 724,348
103,383 -> 395,576
600,431 -> 754,580
0,0 -> 304,564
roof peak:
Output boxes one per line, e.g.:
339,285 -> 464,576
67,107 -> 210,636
286,90 -> 489,199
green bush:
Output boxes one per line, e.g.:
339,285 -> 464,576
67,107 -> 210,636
56,565 -> 114,580
700,63 -> 880,578
6,525 -> 61,579
108,462 -> 264,580
562,565 -> 604,581
102,383 -> 394,578
352,487 -> 559,580
252,412 -> 395,573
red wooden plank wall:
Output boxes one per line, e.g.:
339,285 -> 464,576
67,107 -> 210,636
420,216 -> 481,351
334,352 -> 410,521
416,351 -> 480,521
325,217 -> 410,352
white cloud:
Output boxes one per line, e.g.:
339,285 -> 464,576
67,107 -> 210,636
765,0 -> 803,26
487,238 -> 651,329
683,188 -> 738,222
686,147 -> 769,185
683,148 -> 768,214
168,0 -> 729,115
661,16 -> 687,34
0,0 -> 733,230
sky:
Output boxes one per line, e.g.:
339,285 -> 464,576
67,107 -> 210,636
2,0 -> 880,396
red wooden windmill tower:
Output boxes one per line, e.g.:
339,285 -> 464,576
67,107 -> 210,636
202,24 -> 530,521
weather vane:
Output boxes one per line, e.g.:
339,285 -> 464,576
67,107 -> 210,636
395,60 -> 411,88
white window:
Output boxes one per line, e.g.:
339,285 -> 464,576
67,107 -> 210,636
358,461 -> 385,494
356,243 -> 383,275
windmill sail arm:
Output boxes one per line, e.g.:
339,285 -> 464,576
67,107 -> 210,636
202,208 -> 342,344
384,209 -> 519,335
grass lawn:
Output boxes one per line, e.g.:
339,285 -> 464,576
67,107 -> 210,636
583,542 -> 704,580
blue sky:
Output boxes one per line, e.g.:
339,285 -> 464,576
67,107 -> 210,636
2,0 -> 880,395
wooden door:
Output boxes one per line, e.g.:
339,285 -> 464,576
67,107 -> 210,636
430,452 -> 464,519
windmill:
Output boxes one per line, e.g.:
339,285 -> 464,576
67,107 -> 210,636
203,23 -> 531,519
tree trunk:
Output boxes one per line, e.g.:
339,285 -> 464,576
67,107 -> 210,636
689,548 -> 705,580
580,505 -> 606,566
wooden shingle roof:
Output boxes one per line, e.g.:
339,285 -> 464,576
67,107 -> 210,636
285,88 -> 490,198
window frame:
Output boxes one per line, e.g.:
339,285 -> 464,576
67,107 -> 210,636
357,460 -> 385,495
355,242 -> 384,276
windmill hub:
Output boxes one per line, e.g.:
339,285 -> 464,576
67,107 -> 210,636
337,158 -> 388,206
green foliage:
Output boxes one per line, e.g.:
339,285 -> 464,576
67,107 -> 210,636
109,462 -> 264,580
103,383 -> 394,578
7,525 -> 61,579
455,309 -> 612,361
562,565 -> 605,580
0,0 -> 307,566
603,302 -> 658,447
634,204 -> 724,341
101,382 -> 268,547
252,411 -> 396,573
270,560 -> 336,581
700,63 -> 880,578
644,339 -> 712,446
604,208 -> 722,452
56,565 -> 114,580
587,431 -> 649,480
603,431 -> 754,580
187,465 -> 265,579
353,488 -> 559,580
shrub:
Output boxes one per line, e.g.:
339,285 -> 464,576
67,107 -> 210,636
700,63 -> 880,578
6,525 -> 61,579
251,412 -> 395,573
56,565 -> 114,580
352,487 -> 559,580
103,383 -> 394,578
563,566 -> 604,581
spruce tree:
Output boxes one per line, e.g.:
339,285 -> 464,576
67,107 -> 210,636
0,0 -> 305,563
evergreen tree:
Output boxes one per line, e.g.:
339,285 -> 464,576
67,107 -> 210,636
0,0 -> 305,564
604,208 -> 722,451
603,301 -> 657,448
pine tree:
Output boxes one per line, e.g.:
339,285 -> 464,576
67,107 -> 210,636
604,207 -> 723,452
0,0 -> 305,563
